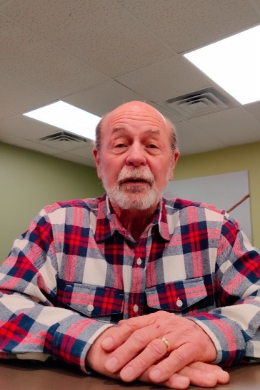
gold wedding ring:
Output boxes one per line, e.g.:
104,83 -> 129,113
160,336 -> 171,355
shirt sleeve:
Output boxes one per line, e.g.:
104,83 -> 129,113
0,209 -> 113,373
188,215 -> 260,366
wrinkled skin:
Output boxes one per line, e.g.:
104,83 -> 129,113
86,311 -> 229,389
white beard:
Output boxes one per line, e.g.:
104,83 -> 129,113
101,165 -> 170,210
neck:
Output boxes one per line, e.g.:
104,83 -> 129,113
110,202 -> 158,240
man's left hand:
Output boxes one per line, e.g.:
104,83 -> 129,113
101,311 -> 217,383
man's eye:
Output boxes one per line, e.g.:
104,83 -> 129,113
115,143 -> 127,148
147,144 -> 157,148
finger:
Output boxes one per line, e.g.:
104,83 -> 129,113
100,321 -> 138,351
133,362 -> 228,389
149,343 -> 196,382
185,362 -> 230,384
177,366 -> 218,387
118,313 -> 156,328
101,314 -> 158,352
105,325 -> 167,375
138,365 -> 190,389
119,338 -> 168,381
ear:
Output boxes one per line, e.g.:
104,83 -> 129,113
93,147 -> 102,179
168,150 -> 180,181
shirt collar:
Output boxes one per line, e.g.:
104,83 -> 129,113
94,194 -> 170,242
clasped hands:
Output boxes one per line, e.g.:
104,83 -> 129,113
86,311 -> 229,389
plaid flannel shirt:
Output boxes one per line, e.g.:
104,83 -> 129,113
0,194 -> 260,372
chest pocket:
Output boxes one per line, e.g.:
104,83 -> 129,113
145,277 -> 207,313
63,283 -> 124,318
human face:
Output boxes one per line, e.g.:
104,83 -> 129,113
93,102 -> 179,211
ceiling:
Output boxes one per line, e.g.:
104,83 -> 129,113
0,0 -> 260,167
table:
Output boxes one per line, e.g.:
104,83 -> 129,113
0,360 -> 259,390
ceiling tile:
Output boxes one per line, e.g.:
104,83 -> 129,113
116,55 -> 220,102
176,120 -> 228,155
1,0 -> 174,78
0,14 -> 108,97
149,103 -> 182,124
0,72 -> 56,113
0,101 -> 16,120
64,80 -> 148,116
190,107 -> 260,146
0,0 -> 10,7
0,0 -> 259,164
53,151 -> 96,167
243,101 -> 260,122
0,115 -> 61,140
0,131 -> 60,155
118,0 -> 260,53
67,144 -> 94,161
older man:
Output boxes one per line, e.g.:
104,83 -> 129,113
0,102 -> 259,389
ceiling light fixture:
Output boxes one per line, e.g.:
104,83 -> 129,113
184,25 -> 260,105
24,101 -> 100,140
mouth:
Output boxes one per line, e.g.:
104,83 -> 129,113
119,178 -> 151,185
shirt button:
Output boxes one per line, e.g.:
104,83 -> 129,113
133,304 -> 139,312
136,258 -> 142,266
87,304 -> 94,312
176,298 -> 183,308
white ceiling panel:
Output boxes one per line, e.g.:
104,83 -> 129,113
0,101 -> 16,121
0,72 -> 56,114
0,115 -> 61,140
2,0 -> 174,78
243,101 -> 260,122
64,80 -> 148,117
0,131 -> 60,155
116,55 -> 226,102
67,144 -> 95,160
0,0 -> 259,166
190,107 -> 260,146
53,151 -> 96,167
176,120 -> 228,155
118,0 -> 260,53
0,14 -> 108,97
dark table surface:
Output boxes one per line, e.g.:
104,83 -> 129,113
0,360 -> 259,390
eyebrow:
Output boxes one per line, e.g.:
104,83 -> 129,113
111,127 -> 160,136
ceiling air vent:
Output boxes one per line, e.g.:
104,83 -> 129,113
38,131 -> 93,149
161,87 -> 237,119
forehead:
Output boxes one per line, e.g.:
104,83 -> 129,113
103,104 -> 169,136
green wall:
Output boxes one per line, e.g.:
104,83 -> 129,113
0,142 -> 103,262
174,141 -> 260,248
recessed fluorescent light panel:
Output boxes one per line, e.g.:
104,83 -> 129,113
24,101 -> 101,140
184,25 -> 260,105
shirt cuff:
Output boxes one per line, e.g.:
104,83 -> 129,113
187,313 -> 246,366
51,315 -> 114,373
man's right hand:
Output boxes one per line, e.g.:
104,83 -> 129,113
85,326 -> 229,389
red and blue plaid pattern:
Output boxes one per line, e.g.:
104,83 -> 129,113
0,194 -> 259,372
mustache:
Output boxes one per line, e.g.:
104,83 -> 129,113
118,167 -> 154,186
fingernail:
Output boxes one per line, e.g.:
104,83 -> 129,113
121,366 -> 134,381
105,356 -> 118,372
150,369 -> 162,381
101,337 -> 113,349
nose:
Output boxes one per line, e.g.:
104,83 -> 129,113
125,142 -> 147,167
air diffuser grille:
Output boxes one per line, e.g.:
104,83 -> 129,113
161,87 -> 236,119
38,131 -> 93,151
40,131 -> 88,143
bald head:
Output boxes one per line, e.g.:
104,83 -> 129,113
95,101 -> 178,154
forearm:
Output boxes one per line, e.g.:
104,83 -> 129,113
187,295 -> 260,365
0,292 -> 113,372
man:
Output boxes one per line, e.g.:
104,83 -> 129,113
0,101 -> 259,389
